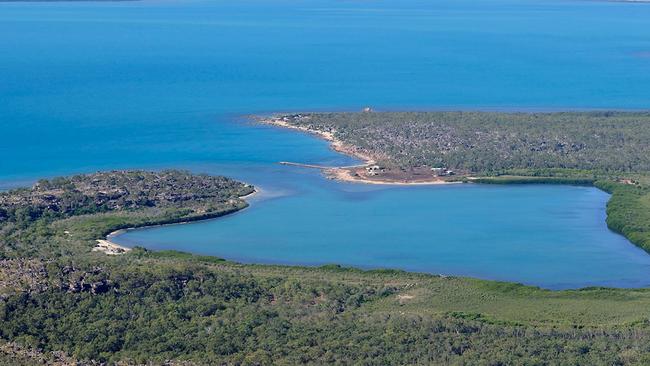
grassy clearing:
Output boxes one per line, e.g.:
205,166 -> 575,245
204,260 -> 650,328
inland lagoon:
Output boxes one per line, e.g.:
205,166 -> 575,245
112,168 -> 650,289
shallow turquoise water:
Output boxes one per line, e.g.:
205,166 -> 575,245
114,175 -> 650,289
2,0 -> 650,288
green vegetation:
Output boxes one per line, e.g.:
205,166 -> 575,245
597,180 -> 650,253
6,255 -> 650,365
2,170 -> 650,364
3,112 -> 650,364
0,170 -> 253,259
281,111 -> 650,174
278,111 -> 650,254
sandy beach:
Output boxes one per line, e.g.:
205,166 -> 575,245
324,167 -> 461,185
93,238 -> 131,255
262,116 -> 460,185
239,187 -> 260,199
91,188 -> 260,255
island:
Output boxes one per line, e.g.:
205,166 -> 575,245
2,168 -> 650,365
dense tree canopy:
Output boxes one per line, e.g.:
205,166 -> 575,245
281,111 -> 650,174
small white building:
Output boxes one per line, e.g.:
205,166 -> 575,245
431,167 -> 454,177
431,167 -> 445,175
366,165 -> 384,176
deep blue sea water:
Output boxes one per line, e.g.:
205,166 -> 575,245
2,0 -> 650,289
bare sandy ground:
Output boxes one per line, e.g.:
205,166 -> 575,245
324,167 -> 459,185
93,239 -> 131,255
262,116 -> 461,186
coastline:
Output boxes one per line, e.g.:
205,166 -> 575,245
239,186 -> 260,200
261,116 -> 460,186
95,187 -> 260,254
323,167 -> 461,185
259,117 -> 376,164
93,239 -> 131,255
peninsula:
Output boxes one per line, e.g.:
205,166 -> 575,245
263,111 -> 650,183
264,111 -> 650,253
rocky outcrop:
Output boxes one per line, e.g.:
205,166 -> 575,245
0,170 -> 254,225
0,259 -> 49,298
